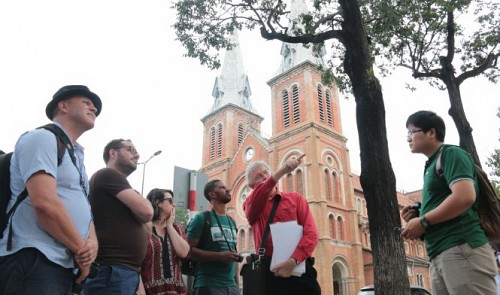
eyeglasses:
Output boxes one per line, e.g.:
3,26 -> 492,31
159,198 -> 174,204
116,146 -> 138,155
407,129 -> 423,137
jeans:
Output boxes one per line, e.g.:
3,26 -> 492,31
83,264 -> 139,295
430,242 -> 497,295
0,247 -> 74,295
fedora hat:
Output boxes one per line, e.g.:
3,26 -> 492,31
46,85 -> 102,120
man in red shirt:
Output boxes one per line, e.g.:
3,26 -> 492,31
243,154 -> 321,295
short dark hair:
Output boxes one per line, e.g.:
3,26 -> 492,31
103,139 -> 131,163
406,110 -> 446,142
203,179 -> 221,201
146,188 -> 174,222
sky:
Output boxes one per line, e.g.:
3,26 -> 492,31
0,0 -> 498,196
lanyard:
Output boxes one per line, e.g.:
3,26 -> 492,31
212,209 -> 236,252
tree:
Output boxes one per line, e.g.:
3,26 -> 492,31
173,0 -> 410,294
175,207 -> 190,229
367,0 -> 500,166
486,108 -> 500,195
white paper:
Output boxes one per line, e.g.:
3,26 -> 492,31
270,221 -> 306,276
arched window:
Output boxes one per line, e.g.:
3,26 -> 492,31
329,215 -> 335,238
332,171 -> 339,201
296,169 -> 304,195
282,90 -> 290,128
337,216 -> 344,240
416,273 -> 424,287
325,169 -> 332,200
317,85 -> 325,123
286,173 -> 293,191
356,198 -> 362,214
210,127 -> 216,160
292,85 -> 300,123
325,89 -> 333,126
217,123 -> 223,157
237,123 -> 244,145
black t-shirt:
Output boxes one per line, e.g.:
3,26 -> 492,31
89,168 -> 148,272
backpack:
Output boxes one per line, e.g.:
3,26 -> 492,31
181,211 -> 237,276
0,123 -> 74,250
435,146 -> 500,240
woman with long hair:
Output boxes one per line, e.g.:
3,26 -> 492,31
140,189 -> 190,295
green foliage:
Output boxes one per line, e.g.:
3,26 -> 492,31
172,0 -> 351,91
366,0 -> 500,88
175,207 -> 190,229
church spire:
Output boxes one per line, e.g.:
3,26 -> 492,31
276,0 -> 326,74
209,31 -> 256,114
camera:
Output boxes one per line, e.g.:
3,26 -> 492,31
409,202 -> 421,215
71,263 -> 100,295
236,254 -> 244,263
393,227 -> 404,236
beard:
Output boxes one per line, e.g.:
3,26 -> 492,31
221,194 -> 232,204
116,153 -> 137,176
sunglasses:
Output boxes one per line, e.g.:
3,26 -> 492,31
159,198 -> 174,204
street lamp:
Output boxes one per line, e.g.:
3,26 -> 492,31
140,150 -> 162,195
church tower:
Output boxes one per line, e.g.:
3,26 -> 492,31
265,0 -> 365,294
199,2 -> 367,294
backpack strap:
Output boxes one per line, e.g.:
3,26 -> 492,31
38,124 -> 76,167
258,197 -> 280,257
435,145 -> 446,177
5,124 -> 69,251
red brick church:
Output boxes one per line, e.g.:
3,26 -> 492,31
197,1 -> 430,294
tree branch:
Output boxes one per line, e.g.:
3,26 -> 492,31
457,52 -> 500,84
259,27 -> 343,44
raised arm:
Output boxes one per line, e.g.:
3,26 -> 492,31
272,154 -> 305,183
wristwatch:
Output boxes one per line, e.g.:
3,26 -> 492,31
419,216 -> 431,229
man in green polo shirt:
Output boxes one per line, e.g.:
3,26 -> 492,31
187,180 -> 241,295
400,110 -> 496,294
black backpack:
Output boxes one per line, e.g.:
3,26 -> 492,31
0,124 -> 75,250
181,211 -> 212,276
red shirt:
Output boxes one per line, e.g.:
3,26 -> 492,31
243,176 -> 318,263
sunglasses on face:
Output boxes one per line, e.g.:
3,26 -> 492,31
158,198 -> 174,204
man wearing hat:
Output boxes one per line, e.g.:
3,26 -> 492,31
0,85 -> 102,295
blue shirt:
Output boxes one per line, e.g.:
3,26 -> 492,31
0,122 -> 92,268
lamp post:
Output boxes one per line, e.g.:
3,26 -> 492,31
140,150 -> 162,195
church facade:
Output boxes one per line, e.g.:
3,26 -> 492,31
197,3 -> 430,294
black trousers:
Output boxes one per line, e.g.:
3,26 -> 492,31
264,257 -> 321,295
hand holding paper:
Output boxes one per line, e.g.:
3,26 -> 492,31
270,221 -> 305,277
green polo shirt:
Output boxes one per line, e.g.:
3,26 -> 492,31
186,211 -> 238,288
421,144 -> 487,260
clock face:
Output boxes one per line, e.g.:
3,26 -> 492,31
244,147 -> 254,161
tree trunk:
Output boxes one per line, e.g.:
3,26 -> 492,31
339,0 -> 410,294
440,61 -> 481,166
